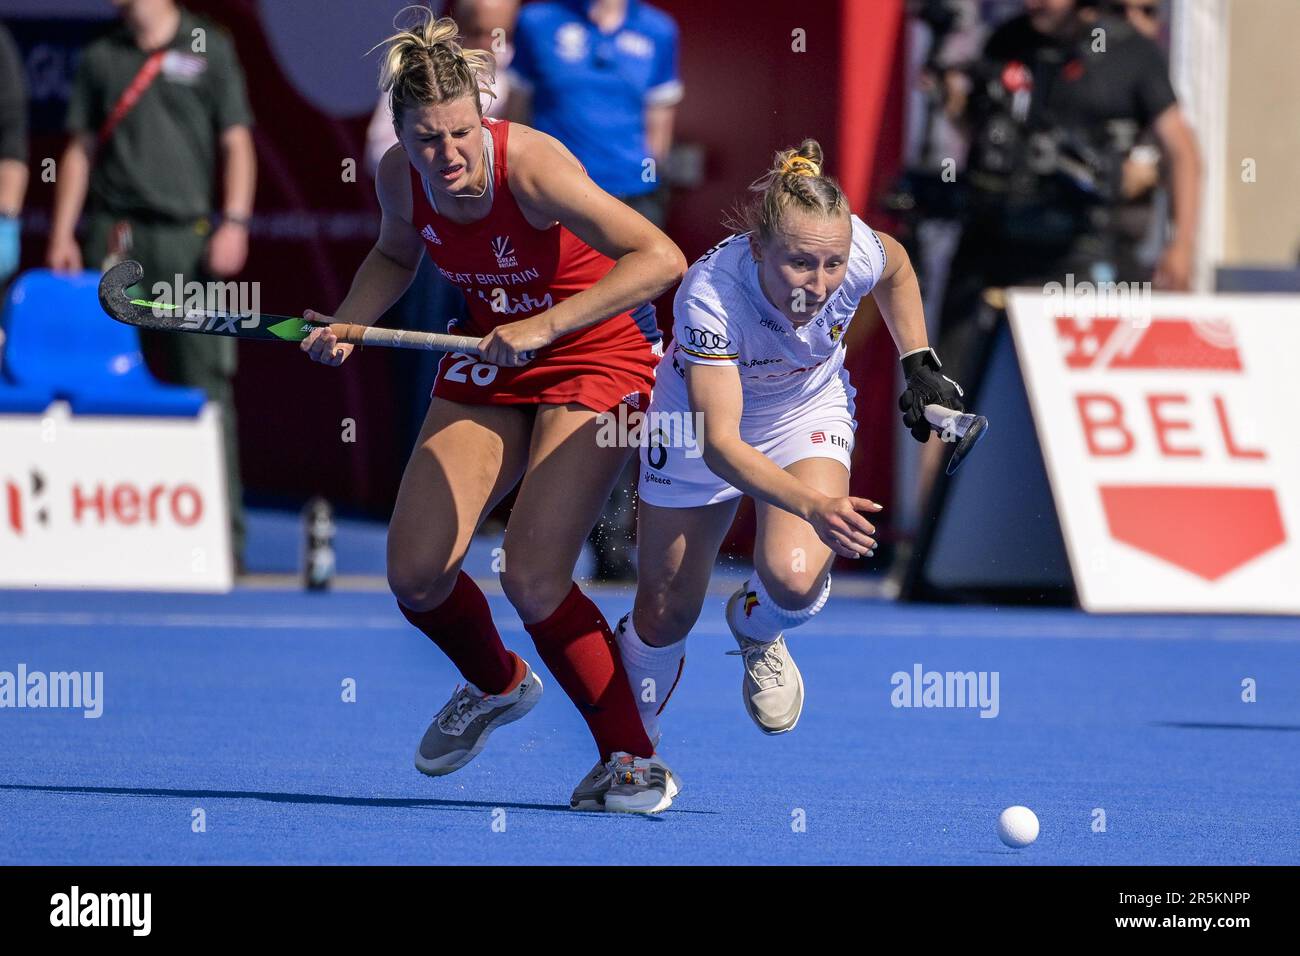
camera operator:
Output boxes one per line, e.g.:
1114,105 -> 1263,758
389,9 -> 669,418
935,0 -> 1200,384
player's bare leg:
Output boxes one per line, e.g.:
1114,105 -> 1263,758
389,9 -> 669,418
731,457 -> 848,734
502,402 -> 673,810
751,457 -> 845,611
604,496 -> 737,742
389,398 -> 529,610
500,402 -> 637,623
388,398 -> 543,776
564,497 -> 737,810
632,498 -> 741,649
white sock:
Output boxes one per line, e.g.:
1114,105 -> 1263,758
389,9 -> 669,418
615,612 -> 685,746
728,573 -> 832,644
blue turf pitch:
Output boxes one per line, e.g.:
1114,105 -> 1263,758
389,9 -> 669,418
1,586 -> 1297,865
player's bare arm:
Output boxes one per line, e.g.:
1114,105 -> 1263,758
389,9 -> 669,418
686,361 -> 879,559
486,125 -> 686,360
871,231 -> 930,357
300,144 -> 428,366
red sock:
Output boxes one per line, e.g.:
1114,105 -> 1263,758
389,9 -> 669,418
397,571 -> 517,695
524,583 -> 655,761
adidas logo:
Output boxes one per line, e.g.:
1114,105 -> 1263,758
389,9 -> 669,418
421,224 -> 442,245
621,391 -> 641,409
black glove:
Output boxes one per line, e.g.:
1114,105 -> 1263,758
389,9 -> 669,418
898,347 -> 965,443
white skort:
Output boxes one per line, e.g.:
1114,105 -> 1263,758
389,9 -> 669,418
637,373 -> 857,508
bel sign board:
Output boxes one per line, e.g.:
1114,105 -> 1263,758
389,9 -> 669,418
1006,290 -> 1300,614
0,402 -> 232,591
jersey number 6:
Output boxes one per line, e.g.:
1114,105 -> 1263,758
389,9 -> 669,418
646,429 -> 669,469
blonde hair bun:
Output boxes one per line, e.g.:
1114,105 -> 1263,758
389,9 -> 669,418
371,6 -> 496,130
724,138 -> 847,241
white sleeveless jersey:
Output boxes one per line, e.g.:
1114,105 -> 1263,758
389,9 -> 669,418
650,215 -> 887,424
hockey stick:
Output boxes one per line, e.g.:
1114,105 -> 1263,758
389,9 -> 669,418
924,404 -> 989,475
97,259 -> 485,354
101,260 -> 984,466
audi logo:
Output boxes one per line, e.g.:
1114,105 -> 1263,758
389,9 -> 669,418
684,326 -> 731,349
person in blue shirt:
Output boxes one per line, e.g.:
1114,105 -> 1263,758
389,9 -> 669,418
506,0 -> 682,227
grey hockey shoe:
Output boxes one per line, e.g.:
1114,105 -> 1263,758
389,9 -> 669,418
414,662 -> 543,776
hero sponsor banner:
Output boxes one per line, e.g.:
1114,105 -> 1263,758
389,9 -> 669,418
0,402 -> 232,591
1006,290 -> 1300,614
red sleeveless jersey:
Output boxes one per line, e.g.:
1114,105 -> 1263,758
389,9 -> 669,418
408,118 -> 661,412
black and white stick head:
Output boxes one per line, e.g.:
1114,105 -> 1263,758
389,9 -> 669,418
97,259 -> 187,331
946,414 -> 988,475
98,259 -> 143,322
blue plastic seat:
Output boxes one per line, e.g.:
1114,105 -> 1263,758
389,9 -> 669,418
67,383 -> 208,416
1,269 -> 206,417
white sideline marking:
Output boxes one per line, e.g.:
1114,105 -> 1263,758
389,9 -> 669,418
0,611 -> 1294,642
